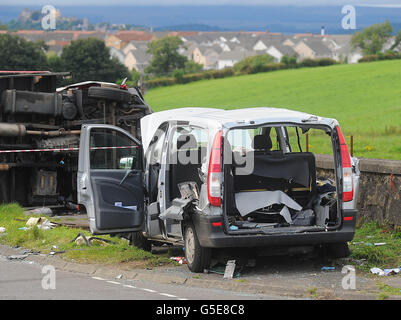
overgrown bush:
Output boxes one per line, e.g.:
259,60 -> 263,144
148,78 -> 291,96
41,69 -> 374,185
299,58 -> 337,67
233,54 -> 275,74
359,51 -> 401,63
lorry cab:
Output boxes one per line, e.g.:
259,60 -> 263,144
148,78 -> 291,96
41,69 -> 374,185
78,107 -> 360,273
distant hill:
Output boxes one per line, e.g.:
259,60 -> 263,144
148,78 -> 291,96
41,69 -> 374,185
145,60 -> 401,160
154,24 -> 227,32
0,5 -> 400,33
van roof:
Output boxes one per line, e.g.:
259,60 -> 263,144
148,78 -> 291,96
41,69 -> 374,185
141,107 -> 338,151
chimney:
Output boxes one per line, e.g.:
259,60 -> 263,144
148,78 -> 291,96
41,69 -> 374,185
321,26 -> 325,36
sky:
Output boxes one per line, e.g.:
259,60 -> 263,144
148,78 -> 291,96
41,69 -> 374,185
1,0 -> 401,6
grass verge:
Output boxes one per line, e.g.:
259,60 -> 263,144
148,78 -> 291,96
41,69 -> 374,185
0,203 -> 173,268
349,221 -> 401,271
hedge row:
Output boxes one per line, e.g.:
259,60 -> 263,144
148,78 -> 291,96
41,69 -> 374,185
146,68 -> 235,89
359,51 -> 401,63
145,57 -> 338,89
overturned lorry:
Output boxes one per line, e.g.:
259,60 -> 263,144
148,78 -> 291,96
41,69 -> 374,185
0,71 -> 151,207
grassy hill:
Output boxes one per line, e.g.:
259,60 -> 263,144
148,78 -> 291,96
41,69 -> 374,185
145,60 -> 401,160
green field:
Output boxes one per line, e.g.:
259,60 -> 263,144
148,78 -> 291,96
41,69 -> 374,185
145,60 -> 401,160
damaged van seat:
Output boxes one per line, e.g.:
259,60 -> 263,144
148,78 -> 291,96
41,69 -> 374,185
233,152 -> 317,208
169,134 -> 202,200
252,134 -> 272,153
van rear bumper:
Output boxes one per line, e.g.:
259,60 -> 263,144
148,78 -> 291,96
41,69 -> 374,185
193,210 -> 356,248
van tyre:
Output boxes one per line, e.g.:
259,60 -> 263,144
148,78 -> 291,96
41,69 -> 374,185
88,87 -> 131,103
130,231 -> 152,252
184,223 -> 211,273
325,242 -> 350,259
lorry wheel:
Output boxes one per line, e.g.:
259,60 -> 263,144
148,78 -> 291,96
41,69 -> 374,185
325,242 -> 350,259
88,87 -> 131,103
184,223 -> 211,273
130,231 -> 152,252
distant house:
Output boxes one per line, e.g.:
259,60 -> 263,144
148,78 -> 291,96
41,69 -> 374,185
253,39 -> 269,51
106,31 -> 153,50
192,45 -> 222,70
125,48 -> 151,72
122,41 -> 149,55
217,49 -> 256,70
293,39 -> 333,60
110,47 -> 126,65
325,35 -> 362,64
266,44 -> 298,62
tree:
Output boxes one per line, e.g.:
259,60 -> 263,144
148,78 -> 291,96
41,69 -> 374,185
145,36 -> 187,76
281,55 -> 297,66
0,20 -> 7,30
47,52 -> 64,72
60,38 -> 131,84
183,60 -> 203,74
351,21 -> 394,55
0,34 -> 48,70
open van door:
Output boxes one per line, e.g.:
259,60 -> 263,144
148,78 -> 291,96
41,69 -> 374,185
78,124 -> 145,235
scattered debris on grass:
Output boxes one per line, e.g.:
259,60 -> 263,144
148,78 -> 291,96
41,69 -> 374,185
72,232 -> 116,247
370,267 -> 400,276
26,217 -> 56,230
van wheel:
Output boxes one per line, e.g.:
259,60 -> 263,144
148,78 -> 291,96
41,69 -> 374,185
88,87 -> 131,103
184,223 -> 211,273
325,242 -> 350,259
130,231 -> 152,252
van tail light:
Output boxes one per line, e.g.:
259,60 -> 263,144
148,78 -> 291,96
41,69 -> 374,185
336,126 -> 354,202
208,130 -> 222,207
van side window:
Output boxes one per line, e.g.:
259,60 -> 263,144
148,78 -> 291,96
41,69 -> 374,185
89,128 -> 140,170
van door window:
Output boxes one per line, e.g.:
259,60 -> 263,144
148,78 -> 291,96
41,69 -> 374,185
90,128 -> 141,170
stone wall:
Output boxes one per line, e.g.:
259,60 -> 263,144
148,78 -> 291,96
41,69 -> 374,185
315,155 -> 401,226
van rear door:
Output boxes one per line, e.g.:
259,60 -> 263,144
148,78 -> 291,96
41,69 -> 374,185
77,124 -> 145,234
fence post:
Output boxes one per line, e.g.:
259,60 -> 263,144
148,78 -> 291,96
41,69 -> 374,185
350,135 -> 354,157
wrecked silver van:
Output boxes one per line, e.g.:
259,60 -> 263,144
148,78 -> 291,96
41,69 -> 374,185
77,107 -> 359,272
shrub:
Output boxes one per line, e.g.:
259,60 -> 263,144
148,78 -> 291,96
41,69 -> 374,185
359,55 -> 379,63
234,54 -> 275,74
316,58 -> 338,66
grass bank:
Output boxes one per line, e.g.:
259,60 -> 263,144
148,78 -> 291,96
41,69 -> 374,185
350,221 -> 401,272
0,204 -> 172,268
146,60 -> 401,160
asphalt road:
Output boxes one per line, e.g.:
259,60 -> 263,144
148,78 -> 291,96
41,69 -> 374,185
0,254 -> 287,300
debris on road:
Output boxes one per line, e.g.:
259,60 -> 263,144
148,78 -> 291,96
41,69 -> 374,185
321,266 -> 336,271
223,260 -> 237,279
24,207 -> 53,216
170,257 -> 187,264
49,245 -> 65,255
7,254 -> 29,261
351,241 -> 387,246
